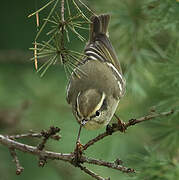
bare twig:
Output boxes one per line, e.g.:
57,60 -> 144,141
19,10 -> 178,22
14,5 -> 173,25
9,147 -> 24,175
83,110 -> 175,150
34,9 -> 40,70
34,42 -> 38,70
0,134 -> 73,161
78,164 -> 107,180
39,155 -> 47,167
0,132 -> 134,174
0,109 -> 177,179
125,109 -> 175,127
81,156 -> 135,173
36,126 -> 60,167
83,132 -> 108,151
60,0 -> 66,64
8,132 -> 61,141
37,126 -> 61,151
61,0 -> 65,22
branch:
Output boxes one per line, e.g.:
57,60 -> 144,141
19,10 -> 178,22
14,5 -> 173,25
8,131 -> 61,141
0,132 -> 134,178
0,134 -> 72,162
0,109 -> 176,179
36,126 -> 61,166
9,147 -> 24,175
81,156 -> 135,173
37,126 -> 61,151
125,109 -> 175,127
61,0 -> 65,22
78,164 -> 108,180
60,0 -> 66,64
83,109 -> 175,150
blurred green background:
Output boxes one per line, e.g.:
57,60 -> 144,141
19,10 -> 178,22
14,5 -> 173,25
0,0 -> 179,180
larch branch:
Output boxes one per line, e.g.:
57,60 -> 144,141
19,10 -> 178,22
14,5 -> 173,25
83,109 -> 175,150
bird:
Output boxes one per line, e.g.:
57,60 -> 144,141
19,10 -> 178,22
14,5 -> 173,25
66,14 -> 126,131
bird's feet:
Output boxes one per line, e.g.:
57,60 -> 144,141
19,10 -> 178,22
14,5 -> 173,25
107,114 -> 126,133
72,141 -> 84,166
106,124 -> 114,135
117,117 -> 126,132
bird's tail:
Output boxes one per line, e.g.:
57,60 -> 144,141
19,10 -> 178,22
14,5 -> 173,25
89,14 -> 110,42
85,14 -> 122,73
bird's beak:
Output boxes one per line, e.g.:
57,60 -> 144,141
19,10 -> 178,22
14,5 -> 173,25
81,119 -> 88,126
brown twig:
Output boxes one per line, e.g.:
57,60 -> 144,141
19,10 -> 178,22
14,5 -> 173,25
9,147 -> 24,175
61,0 -> 65,22
83,109 -> 175,150
0,109 -> 177,179
78,164 -> 107,180
81,156 -> 135,173
60,0 -> 66,64
39,155 -> 47,167
0,134 -> 73,161
34,42 -> 38,70
34,8 -> 40,70
0,132 -> 134,175
8,132 -> 61,141
36,126 -> 60,166
37,126 -> 60,151
125,109 -> 175,127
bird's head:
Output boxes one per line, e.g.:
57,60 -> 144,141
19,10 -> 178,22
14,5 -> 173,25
75,89 -> 115,130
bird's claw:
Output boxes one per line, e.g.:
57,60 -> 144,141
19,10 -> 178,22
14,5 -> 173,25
117,119 -> 126,132
114,114 -> 126,132
72,141 -> 84,166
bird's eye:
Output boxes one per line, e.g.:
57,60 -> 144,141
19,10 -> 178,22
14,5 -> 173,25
95,110 -> 100,116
